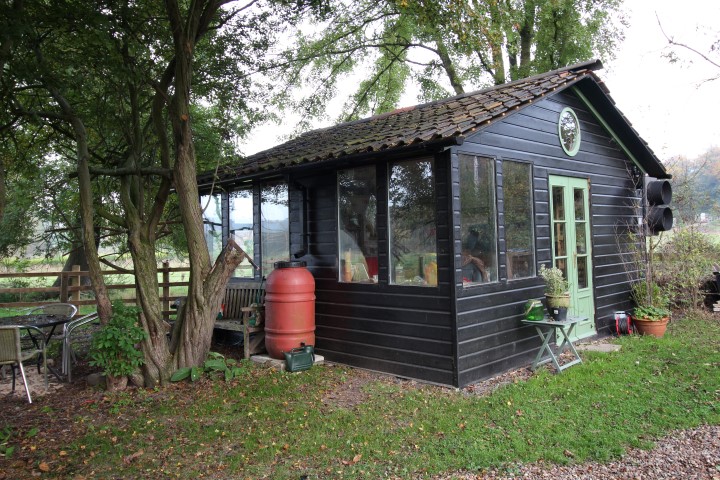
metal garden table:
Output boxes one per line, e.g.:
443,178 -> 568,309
522,316 -> 585,373
0,314 -> 73,381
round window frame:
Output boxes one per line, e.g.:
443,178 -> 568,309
558,107 -> 581,157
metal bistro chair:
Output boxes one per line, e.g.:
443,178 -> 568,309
26,303 -> 78,321
62,312 -> 99,382
0,326 -> 48,403
26,303 -> 78,374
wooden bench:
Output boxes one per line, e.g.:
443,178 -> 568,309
214,281 -> 266,359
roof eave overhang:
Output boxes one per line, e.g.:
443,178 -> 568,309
571,78 -> 670,179
198,135 -> 465,191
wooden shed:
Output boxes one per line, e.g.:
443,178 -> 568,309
198,60 -> 670,387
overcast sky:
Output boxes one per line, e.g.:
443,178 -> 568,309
604,0 -> 720,160
241,0 -> 719,161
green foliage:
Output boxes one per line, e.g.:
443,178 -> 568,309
170,352 -> 247,383
632,304 -> 671,321
0,427 -> 13,458
655,229 -> 720,308
539,264 -> 569,295
631,280 -> 670,312
276,0 -> 626,121
88,302 -> 147,377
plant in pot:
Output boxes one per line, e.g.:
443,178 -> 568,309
89,301 -> 147,390
539,264 -> 570,321
631,280 -> 671,338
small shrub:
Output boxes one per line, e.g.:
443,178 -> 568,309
171,352 -> 247,383
655,229 -> 720,308
89,301 -> 147,377
538,264 -> 568,295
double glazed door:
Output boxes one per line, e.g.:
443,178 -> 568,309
549,175 -> 595,340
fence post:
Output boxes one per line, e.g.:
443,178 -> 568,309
70,265 -> 81,308
162,260 -> 170,321
60,270 -> 68,303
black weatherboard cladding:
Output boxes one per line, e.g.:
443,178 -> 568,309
292,158 -> 456,386
453,89 -> 639,387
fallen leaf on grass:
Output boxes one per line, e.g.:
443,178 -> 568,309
123,450 -> 144,464
341,454 -> 362,466
39,462 -> 50,472
563,449 -> 575,458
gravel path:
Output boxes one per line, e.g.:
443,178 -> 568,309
435,425 -> 720,479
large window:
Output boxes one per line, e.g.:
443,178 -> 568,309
201,193 -> 222,260
459,154 -> 498,285
503,161 -> 535,279
260,182 -> 289,276
389,158 -> 437,286
229,188 -> 254,278
338,166 -> 378,283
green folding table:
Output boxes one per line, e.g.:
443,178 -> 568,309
522,316 -> 585,372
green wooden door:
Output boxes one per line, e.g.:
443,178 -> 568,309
549,175 -> 595,340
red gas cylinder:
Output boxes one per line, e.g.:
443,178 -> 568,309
264,261 -> 316,359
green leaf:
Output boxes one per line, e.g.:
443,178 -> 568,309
204,359 -> 226,371
170,367 -> 192,382
190,366 -> 203,382
224,368 -> 233,382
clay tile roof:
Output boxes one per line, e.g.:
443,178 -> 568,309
203,60 -> 604,183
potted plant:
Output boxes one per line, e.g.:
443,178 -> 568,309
89,301 -> 147,390
631,280 -> 671,337
539,264 -> 570,321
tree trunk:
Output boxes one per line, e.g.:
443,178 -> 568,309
51,241 -> 94,288
45,82 -> 112,324
517,0 -> 536,79
434,35 -> 464,95
127,224 -> 174,386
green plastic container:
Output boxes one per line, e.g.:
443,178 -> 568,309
524,299 -> 545,321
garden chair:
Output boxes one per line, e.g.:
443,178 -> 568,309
0,325 -> 48,403
26,303 -> 78,320
61,312 -> 100,382
26,303 -> 78,366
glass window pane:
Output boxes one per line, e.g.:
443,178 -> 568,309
559,108 -> 581,156
200,193 -> 222,260
229,189 -> 254,278
552,186 -> 565,220
574,188 -> 585,221
575,222 -> 587,254
389,159 -> 437,286
338,166 -> 378,283
504,161 -> 534,279
261,182 -> 289,276
555,257 -> 567,280
459,154 -> 497,285
577,255 -> 588,289
554,222 -> 566,257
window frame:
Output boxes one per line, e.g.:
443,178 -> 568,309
458,153 -> 499,287
387,157 -> 438,288
558,107 -> 581,157
336,164 -> 379,284
501,158 -> 536,281
228,186 -> 256,279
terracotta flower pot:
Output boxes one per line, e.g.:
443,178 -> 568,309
632,316 -> 670,338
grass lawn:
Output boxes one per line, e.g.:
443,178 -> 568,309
1,312 -> 718,479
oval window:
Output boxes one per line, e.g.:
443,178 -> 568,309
558,107 -> 581,156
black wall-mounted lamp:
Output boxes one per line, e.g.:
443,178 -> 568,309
631,165 -> 643,189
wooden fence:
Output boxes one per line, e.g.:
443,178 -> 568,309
0,261 -> 190,318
